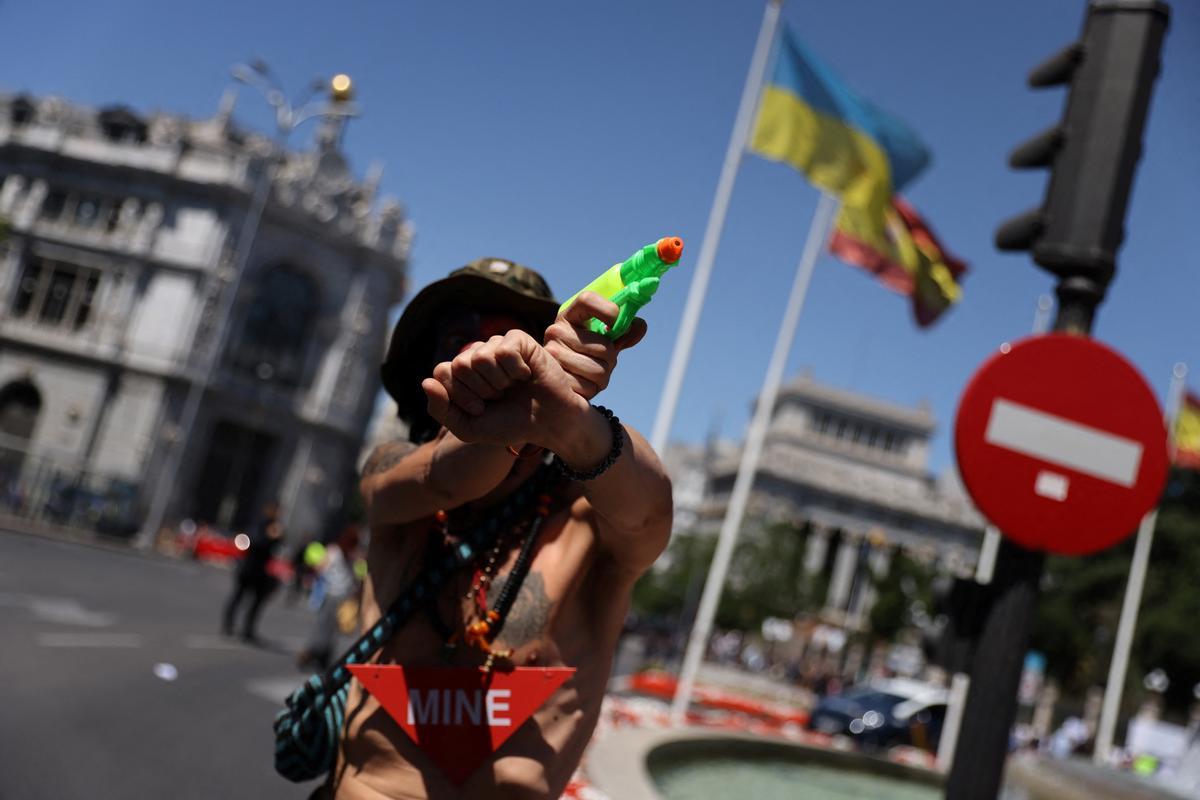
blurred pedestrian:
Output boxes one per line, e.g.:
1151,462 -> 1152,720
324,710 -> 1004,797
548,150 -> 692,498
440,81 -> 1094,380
296,525 -> 360,671
221,501 -> 284,642
287,532 -> 320,606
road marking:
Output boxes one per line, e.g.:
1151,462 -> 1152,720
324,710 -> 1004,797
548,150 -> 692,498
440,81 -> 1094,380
985,398 -> 1143,487
28,598 -> 116,627
36,632 -> 142,648
0,592 -> 116,627
183,634 -> 242,650
245,676 -> 303,705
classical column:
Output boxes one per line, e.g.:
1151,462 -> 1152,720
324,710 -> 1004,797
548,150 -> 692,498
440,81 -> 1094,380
803,524 -> 830,575
826,532 -> 861,613
849,541 -> 894,627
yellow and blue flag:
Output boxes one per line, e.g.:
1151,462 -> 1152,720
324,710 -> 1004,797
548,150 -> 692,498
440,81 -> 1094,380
749,27 -> 966,326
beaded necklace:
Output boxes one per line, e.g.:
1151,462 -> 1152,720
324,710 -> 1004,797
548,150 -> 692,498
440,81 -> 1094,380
424,463 -> 560,672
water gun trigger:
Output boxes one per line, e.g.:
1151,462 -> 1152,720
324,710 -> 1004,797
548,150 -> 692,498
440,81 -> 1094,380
566,236 -> 684,340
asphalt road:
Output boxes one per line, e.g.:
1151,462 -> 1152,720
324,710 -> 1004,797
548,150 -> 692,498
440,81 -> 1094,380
0,531 -> 329,800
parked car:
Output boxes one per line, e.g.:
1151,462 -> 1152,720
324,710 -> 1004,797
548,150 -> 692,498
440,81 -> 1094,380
184,525 -> 294,583
806,678 -> 947,754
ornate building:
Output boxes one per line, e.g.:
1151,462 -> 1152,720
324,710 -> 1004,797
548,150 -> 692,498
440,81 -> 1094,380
0,89 -> 410,540
685,372 -> 986,628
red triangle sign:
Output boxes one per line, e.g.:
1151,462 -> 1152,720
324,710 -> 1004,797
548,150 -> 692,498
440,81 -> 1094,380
348,665 -> 575,784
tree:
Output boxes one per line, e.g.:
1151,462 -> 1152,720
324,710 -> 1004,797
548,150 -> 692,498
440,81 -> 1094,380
632,520 -> 814,634
1031,467 -> 1200,717
717,520 -> 810,631
867,550 -> 935,642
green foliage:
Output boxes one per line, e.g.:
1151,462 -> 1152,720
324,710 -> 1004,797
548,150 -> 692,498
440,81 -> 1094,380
1031,468 -> 1200,716
633,521 -> 813,632
867,551 -> 934,642
717,521 -> 810,630
632,528 -> 716,619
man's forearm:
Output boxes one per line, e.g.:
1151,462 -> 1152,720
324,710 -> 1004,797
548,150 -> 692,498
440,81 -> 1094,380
552,408 -> 673,568
362,432 -> 515,526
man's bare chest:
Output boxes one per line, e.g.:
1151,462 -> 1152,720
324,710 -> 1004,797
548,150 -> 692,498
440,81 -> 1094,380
371,515 -> 594,669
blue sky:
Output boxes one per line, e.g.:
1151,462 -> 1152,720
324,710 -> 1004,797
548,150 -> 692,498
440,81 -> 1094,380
2,0 -> 1197,476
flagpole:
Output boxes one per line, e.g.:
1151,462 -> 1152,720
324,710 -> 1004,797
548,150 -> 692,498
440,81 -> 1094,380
649,0 -> 783,455
670,192 -> 837,726
1093,361 -> 1188,765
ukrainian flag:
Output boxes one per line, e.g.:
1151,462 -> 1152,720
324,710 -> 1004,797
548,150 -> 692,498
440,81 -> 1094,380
750,29 -> 929,222
750,28 -> 965,326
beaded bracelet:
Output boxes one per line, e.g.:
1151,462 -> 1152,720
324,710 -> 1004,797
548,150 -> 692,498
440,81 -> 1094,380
553,405 -> 624,481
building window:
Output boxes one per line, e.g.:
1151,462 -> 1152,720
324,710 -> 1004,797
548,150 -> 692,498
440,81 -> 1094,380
39,188 -> 122,234
230,265 -> 320,386
0,379 -> 41,484
10,256 -> 101,331
97,106 -> 148,144
0,379 -> 41,442
10,96 -> 34,127
813,412 -> 831,434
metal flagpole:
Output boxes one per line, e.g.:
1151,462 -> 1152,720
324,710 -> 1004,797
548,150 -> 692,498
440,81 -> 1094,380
649,0 -> 783,455
669,192 -> 837,726
1093,361 -> 1188,765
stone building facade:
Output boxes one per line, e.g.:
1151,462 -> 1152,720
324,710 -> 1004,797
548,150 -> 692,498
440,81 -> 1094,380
688,373 -> 986,629
0,91 -> 410,540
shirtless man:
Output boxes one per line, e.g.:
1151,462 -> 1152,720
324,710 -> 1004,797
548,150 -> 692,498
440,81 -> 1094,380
328,258 -> 672,799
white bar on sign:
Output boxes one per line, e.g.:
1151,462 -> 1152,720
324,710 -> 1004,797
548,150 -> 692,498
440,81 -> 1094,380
1034,470 -> 1070,501
985,399 -> 1143,488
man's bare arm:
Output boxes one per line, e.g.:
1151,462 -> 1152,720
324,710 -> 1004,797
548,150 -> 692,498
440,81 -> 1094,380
419,320 -> 671,570
359,433 -> 516,527
555,409 -> 672,574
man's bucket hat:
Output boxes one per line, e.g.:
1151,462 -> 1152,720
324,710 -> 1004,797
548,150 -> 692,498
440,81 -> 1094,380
381,258 -> 560,429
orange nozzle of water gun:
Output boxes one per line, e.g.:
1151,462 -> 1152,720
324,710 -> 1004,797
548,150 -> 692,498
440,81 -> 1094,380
656,236 -> 684,264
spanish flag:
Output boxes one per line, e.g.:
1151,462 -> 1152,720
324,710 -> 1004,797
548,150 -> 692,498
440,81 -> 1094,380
1175,391 -> 1200,470
749,28 -> 966,326
829,196 -> 967,327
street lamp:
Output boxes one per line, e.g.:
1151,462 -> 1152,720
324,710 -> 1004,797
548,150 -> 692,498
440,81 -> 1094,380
136,62 -> 358,548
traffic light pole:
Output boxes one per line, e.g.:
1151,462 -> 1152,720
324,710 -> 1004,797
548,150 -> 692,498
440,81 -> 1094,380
947,3 -> 1168,795
944,281 -> 1096,800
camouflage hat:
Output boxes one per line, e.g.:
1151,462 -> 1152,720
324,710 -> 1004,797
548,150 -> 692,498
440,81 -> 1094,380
381,258 -> 560,431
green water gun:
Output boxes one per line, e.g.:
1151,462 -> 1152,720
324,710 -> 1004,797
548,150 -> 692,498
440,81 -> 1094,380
560,236 -> 685,339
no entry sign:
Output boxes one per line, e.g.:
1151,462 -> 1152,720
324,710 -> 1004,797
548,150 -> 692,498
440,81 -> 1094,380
955,334 -> 1169,555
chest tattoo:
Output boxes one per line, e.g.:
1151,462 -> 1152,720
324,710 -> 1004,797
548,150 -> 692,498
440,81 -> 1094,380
486,570 -> 550,648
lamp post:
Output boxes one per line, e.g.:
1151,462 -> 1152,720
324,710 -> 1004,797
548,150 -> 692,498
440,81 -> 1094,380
136,63 -> 357,548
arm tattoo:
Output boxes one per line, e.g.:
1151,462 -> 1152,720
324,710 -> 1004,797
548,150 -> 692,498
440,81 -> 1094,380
362,440 -> 417,478
488,571 -> 551,649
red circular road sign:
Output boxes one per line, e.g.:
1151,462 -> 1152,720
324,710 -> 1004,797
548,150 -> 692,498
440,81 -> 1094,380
955,334 -> 1169,555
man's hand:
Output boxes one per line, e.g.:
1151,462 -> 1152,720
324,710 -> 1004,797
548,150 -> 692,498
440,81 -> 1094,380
420,329 -> 588,449
545,291 -> 647,400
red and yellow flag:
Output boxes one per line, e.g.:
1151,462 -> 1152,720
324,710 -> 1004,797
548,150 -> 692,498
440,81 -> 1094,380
828,195 -> 968,327
1175,391 -> 1200,470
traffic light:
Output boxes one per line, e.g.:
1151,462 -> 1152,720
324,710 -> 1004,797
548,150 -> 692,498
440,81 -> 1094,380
996,0 -> 1170,296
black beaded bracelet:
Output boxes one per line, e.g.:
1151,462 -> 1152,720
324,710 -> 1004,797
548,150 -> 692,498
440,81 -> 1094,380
553,405 -> 624,481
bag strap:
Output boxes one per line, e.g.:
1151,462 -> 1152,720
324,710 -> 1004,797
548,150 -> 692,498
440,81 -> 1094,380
302,464 -> 556,699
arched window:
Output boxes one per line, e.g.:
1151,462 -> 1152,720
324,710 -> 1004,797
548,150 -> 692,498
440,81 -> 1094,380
0,379 -> 42,484
231,265 -> 320,386
0,379 -> 41,442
